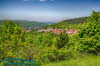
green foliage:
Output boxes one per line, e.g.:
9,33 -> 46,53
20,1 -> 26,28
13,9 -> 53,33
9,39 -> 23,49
77,11 -> 100,53
31,32 -> 73,62
56,33 -> 68,49
0,20 -> 48,29
0,20 -> 35,60
0,21 -> 73,63
36,47 -> 73,62
78,11 -> 100,38
0,20 -> 22,34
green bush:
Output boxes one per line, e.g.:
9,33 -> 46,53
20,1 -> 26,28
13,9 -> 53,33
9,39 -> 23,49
77,11 -> 100,54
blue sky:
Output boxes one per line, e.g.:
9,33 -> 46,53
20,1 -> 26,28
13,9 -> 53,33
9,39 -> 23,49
0,0 -> 100,22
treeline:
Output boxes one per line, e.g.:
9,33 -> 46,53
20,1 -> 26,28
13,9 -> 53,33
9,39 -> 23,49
0,11 -> 100,65
0,20 -> 47,30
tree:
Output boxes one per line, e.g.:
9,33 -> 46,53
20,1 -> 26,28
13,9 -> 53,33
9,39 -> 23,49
56,33 -> 69,49
78,11 -> 100,54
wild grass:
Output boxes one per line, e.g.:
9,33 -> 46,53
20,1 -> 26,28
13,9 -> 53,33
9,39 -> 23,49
42,55 -> 100,66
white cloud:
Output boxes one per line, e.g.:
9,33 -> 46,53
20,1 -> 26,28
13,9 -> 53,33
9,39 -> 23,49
39,0 -> 47,2
24,0 -> 54,2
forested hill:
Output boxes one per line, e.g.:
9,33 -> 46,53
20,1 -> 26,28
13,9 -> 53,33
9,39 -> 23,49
45,17 -> 88,29
0,20 -> 48,29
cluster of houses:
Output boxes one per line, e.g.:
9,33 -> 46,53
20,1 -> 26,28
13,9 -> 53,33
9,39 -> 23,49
37,28 -> 78,34
24,28 -> 78,35
25,30 -> 32,32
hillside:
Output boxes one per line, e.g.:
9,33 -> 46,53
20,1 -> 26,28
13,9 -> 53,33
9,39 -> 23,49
45,17 -> 88,29
0,20 -> 48,30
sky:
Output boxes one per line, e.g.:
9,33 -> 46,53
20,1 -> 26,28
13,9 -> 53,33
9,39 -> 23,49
0,0 -> 100,22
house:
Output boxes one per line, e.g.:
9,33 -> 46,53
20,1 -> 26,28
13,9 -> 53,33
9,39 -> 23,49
25,30 -> 32,32
37,28 -> 78,34
66,29 -> 78,34
50,29 -> 64,34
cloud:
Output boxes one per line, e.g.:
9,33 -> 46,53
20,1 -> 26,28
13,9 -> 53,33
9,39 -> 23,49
24,0 -> 54,2
39,0 -> 47,2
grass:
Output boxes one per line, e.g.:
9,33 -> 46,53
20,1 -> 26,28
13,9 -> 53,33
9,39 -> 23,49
41,55 -> 100,66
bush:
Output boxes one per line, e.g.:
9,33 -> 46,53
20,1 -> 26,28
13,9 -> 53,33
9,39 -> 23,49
77,11 -> 100,54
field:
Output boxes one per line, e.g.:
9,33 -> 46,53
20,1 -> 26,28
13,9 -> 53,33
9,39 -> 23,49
42,55 -> 100,66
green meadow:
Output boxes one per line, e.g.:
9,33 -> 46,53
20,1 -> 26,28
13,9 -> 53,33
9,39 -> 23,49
42,55 -> 100,66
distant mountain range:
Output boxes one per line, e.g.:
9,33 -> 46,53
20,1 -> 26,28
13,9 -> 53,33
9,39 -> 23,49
45,17 -> 88,29
0,20 -> 50,30
0,17 -> 88,30
43,22 -> 55,25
